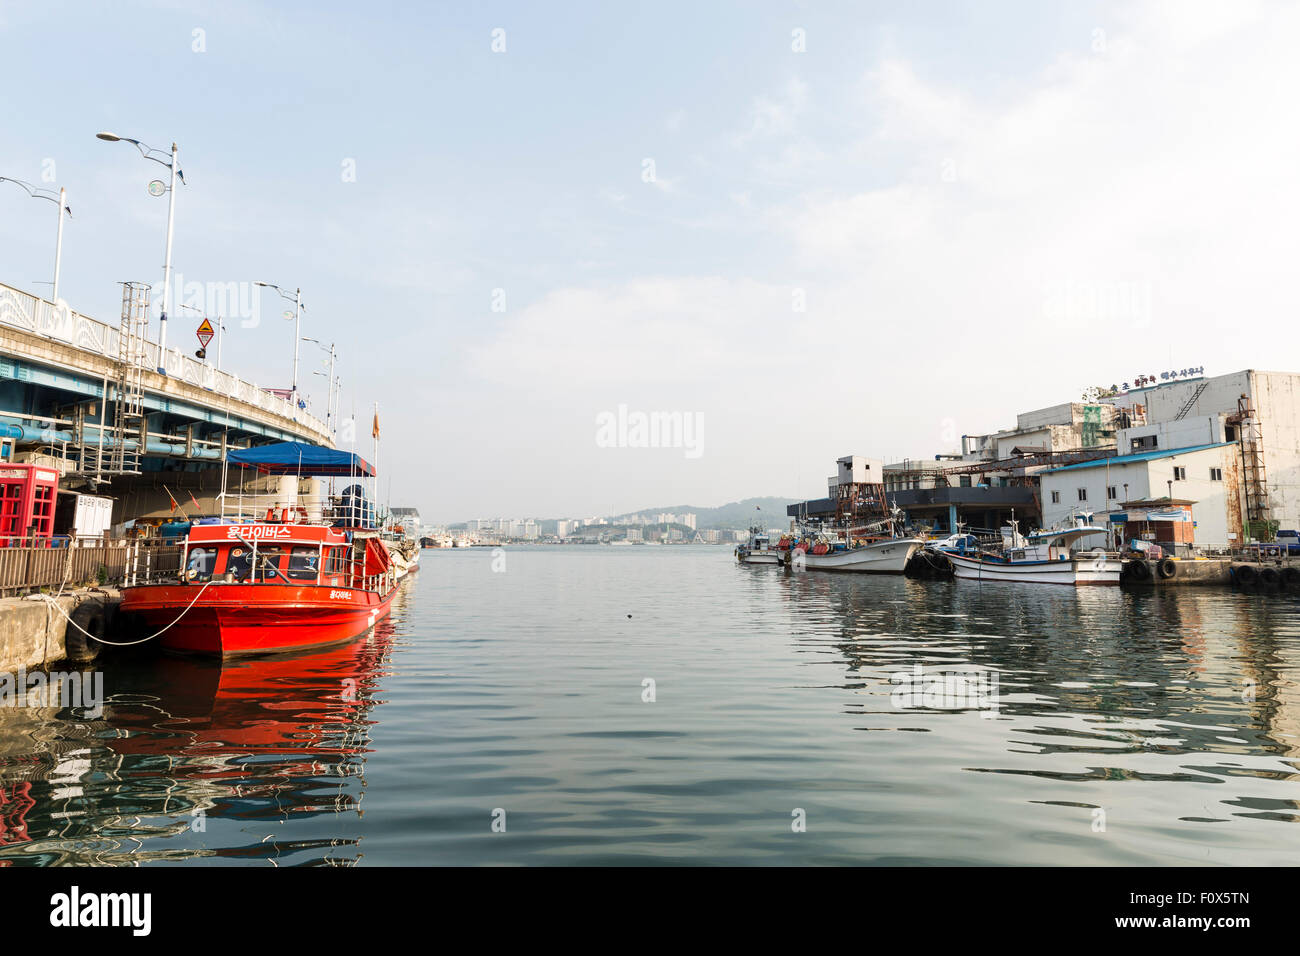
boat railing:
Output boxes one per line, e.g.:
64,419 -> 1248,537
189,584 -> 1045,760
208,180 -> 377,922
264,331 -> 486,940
212,488 -> 381,529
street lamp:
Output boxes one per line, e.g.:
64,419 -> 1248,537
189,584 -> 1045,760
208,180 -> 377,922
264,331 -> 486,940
0,177 -> 72,302
253,281 -> 304,409
96,131 -> 184,373
302,336 -> 338,432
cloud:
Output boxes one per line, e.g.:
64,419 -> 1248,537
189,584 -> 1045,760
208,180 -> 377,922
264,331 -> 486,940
459,0 -> 1300,511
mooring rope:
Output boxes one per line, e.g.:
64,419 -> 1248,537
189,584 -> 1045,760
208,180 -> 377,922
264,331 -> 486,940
27,578 -> 217,646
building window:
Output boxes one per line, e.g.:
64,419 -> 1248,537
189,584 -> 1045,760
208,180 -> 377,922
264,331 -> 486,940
1077,488 -> 1088,501
1050,490 -> 1061,504
1130,435 -> 1159,451
959,475 -> 971,488
1210,467 -> 1223,481
1173,466 -> 1186,481
1107,486 -> 1117,500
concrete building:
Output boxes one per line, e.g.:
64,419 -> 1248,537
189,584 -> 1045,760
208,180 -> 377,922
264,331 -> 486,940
961,402 -> 1119,462
1105,369 -> 1300,532
1039,443 -> 1240,549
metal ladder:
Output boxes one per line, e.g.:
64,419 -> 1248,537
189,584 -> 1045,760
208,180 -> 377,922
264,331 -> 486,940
108,282 -> 150,475
1173,380 -> 1209,420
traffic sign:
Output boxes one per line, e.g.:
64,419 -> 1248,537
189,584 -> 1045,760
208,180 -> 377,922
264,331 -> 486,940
196,318 -> 214,348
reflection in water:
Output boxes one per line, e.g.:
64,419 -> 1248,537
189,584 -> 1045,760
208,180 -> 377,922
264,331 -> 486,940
4,551 -> 1300,865
773,570 -> 1300,847
0,589 -> 402,867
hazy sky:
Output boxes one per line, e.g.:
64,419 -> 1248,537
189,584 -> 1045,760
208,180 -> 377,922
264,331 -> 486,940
1,1 -> 1295,522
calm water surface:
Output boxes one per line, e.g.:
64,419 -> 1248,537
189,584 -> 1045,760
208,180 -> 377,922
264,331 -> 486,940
3,545 -> 1300,865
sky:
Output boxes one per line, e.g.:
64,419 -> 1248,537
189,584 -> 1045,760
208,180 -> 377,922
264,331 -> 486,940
0,0 -> 1296,522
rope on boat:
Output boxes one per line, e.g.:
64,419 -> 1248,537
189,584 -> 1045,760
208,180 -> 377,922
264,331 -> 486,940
27,578 -> 217,646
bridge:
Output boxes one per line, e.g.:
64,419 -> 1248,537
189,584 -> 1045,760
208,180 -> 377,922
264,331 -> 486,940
0,280 -> 334,523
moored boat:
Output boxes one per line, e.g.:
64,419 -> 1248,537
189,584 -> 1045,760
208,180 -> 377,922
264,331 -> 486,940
736,527 -> 781,565
786,532 -> 924,573
946,513 -> 1122,586
120,442 -> 403,656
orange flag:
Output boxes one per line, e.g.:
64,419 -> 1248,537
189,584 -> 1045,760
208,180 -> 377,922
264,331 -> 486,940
371,410 -> 380,440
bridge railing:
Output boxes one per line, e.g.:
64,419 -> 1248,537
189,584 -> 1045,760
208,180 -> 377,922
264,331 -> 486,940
0,281 -> 329,438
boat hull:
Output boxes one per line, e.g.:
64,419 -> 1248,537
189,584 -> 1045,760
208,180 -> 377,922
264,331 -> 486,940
947,552 -> 1122,585
736,550 -> 782,565
120,583 -> 396,656
792,539 -> 923,574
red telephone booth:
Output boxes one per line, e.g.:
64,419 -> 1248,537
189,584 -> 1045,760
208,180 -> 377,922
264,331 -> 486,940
0,464 -> 59,543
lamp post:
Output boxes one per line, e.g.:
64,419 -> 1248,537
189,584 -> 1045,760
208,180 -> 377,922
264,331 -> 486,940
253,281 -> 304,408
302,336 -> 338,433
0,177 -> 71,302
96,132 -> 184,373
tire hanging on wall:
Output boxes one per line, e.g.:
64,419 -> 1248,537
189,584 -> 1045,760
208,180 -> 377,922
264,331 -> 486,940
66,598 -> 110,662
1129,559 -> 1152,582
1157,557 -> 1177,579
1234,564 -> 1257,587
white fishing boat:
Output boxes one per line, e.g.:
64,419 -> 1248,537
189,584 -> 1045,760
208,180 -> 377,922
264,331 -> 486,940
946,513 -> 1121,586
791,536 -> 924,573
736,527 -> 781,565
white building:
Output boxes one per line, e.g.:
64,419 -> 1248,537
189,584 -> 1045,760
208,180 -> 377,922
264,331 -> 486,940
1039,443 -> 1239,548
1105,369 -> 1300,530
961,402 -> 1119,462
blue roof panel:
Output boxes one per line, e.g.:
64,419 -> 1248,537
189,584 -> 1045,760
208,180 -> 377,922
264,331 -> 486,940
227,441 -> 375,477
1043,442 -> 1232,474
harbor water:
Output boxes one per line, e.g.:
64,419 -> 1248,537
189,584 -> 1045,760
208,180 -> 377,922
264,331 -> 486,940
2,545 -> 1299,865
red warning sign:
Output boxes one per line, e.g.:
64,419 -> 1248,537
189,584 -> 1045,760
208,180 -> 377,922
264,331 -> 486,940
196,318 -> 214,348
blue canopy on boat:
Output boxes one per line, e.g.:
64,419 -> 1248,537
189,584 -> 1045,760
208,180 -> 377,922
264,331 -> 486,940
227,441 -> 375,477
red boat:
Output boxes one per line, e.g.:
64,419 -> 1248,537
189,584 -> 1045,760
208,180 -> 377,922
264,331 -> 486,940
120,441 -> 400,657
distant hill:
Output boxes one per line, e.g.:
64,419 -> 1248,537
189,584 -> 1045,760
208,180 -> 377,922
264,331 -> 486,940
622,497 -> 798,531
466,497 -> 799,535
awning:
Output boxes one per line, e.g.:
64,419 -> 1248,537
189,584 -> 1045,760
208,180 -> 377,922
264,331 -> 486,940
227,441 -> 375,477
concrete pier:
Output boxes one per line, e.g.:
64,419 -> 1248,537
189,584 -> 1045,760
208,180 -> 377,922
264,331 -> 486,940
1121,558 -> 1233,586
0,588 -> 119,671
1229,562 -> 1300,590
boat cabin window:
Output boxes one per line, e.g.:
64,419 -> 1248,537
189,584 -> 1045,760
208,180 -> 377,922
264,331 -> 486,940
186,546 -> 217,582
287,546 -> 321,581
255,545 -> 288,582
323,546 -> 348,574
325,545 -> 349,575
225,545 -> 253,582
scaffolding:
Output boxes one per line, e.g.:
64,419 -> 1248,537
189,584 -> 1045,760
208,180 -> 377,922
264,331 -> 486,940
1228,395 -> 1270,533
62,283 -> 150,481
107,282 -> 150,476
834,480 -> 892,532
